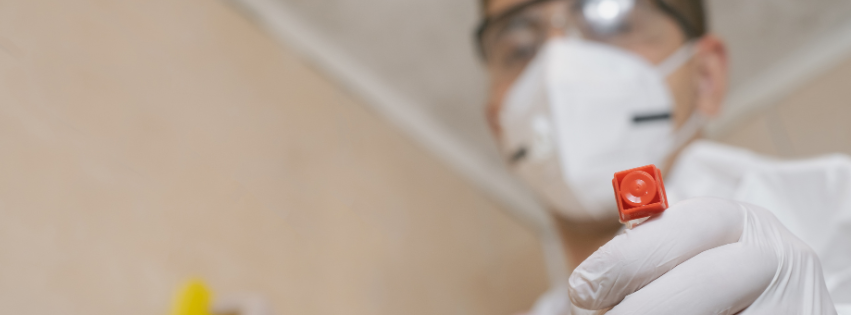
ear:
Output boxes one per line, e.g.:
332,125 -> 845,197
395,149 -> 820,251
485,96 -> 503,140
693,34 -> 728,117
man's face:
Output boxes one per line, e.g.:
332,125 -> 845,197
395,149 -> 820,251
481,0 -> 705,144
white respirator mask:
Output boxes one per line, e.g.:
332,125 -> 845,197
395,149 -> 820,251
499,36 -> 703,221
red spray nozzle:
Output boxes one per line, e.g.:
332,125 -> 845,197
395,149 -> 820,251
612,164 -> 668,223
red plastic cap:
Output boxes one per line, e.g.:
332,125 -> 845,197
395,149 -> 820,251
612,164 -> 668,223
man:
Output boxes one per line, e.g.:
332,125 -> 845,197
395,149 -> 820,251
474,0 -> 850,314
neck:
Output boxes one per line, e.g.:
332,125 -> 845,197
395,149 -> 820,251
661,132 -> 704,176
553,215 -> 621,269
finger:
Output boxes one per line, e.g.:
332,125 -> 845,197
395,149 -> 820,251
606,242 -> 776,315
569,197 -> 745,310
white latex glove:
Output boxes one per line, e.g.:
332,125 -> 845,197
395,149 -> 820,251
568,197 -> 838,314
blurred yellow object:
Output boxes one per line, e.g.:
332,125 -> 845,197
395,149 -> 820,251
171,279 -> 212,315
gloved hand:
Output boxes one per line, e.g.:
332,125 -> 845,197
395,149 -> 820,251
568,197 -> 838,314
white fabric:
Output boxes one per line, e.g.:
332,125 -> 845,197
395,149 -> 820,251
667,140 -> 851,308
500,37 -> 697,222
529,140 -> 851,314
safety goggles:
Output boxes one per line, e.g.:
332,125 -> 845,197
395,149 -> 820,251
475,0 -> 699,78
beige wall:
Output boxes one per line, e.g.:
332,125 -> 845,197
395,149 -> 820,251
0,0 -> 547,314
719,54 -> 851,158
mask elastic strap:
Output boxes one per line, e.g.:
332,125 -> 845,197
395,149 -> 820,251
657,41 -> 703,157
670,110 -> 707,153
656,41 -> 698,76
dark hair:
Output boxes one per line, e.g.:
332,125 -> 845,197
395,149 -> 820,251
479,0 -> 707,38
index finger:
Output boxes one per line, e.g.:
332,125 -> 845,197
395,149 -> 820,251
568,197 -> 745,310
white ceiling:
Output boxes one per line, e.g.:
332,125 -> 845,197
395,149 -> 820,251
227,0 -> 851,230
263,0 -> 497,166
711,0 -> 851,88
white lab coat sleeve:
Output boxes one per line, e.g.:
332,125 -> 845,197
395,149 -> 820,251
733,154 -> 851,309
664,140 -> 763,204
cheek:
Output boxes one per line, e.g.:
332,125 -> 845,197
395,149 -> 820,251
665,62 -> 698,128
